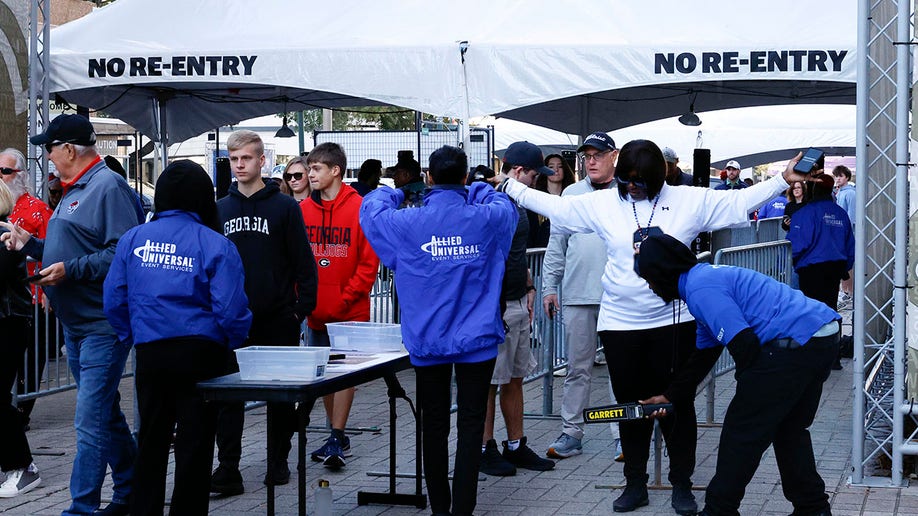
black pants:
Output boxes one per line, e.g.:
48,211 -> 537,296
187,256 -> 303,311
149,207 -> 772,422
703,334 -> 837,515
0,316 -> 33,471
132,338 -> 227,516
600,321 -> 698,487
415,359 -> 495,516
215,313 -> 300,468
797,260 -> 848,311
16,307 -> 61,419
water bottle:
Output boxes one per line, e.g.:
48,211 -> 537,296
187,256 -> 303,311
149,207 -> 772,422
695,130 -> 703,148
315,479 -> 332,516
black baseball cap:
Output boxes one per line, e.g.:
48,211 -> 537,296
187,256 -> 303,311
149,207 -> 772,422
503,141 -> 554,175
30,114 -> 97,146
577,132 -> 616,153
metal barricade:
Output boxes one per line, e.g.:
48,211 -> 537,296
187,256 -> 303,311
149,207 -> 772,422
700,240 -> 793,424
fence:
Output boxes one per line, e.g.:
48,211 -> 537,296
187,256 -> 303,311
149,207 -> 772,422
15,230 -> 792,429
700,239 -> 794,424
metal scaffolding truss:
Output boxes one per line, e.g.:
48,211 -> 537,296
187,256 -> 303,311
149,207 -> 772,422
852,0 -> 917,487
27,0 -> 49,194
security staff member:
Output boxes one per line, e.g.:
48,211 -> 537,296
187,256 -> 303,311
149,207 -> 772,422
635,234 -> 840,516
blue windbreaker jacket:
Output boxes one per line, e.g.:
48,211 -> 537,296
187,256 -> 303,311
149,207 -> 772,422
103,210 -> 252,349
360,183 -> 518,366
787,198 -> 855,270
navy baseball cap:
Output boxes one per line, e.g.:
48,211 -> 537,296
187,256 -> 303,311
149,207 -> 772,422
30,114 -> 97,146
503,141 -> 554,176
577,132 -> 616,153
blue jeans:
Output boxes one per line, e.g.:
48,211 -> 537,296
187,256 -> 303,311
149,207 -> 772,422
62,330 -> 136,515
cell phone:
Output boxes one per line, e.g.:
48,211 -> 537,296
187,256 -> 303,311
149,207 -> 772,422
24,273 -> 45,283
793,148 -> 826,174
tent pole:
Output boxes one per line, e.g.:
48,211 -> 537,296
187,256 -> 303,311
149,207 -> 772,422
296,111 -> 305,155
459,41 -> 471,150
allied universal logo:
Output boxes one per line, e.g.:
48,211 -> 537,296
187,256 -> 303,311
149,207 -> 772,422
133,239 -> 195,272
420,235 -> 480,261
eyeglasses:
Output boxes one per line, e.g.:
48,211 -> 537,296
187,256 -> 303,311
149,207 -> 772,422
0,167 -> 21,175
44,141 -> 66,153
615,176 -> 647,189
579,150 -> 611,163
283,172 -> 305,181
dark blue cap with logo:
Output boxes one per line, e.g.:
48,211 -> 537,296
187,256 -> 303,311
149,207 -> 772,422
30,114 -> 97,146
577,132 -> 616,153
502,141 -> 554,175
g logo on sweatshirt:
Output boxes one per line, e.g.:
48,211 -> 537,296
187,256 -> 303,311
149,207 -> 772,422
318,258 -> 331,267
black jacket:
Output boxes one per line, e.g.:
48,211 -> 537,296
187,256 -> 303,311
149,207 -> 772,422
217,180 -> 317,320
0,224 -> 31,319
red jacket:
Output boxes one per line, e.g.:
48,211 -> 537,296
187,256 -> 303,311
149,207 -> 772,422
300,183 -> 379,330
11,193 -> 53,301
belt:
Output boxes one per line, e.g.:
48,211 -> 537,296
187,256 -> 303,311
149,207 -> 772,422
767,321 -> 839,350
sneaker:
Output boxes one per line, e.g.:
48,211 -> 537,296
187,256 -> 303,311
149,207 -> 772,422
671,485 -> 698,515
547,433 -> 582,459
310,435 -> 351,469
594,350 -> 607,366
210,464 -> 244,496
263,460 -> 290,486
553,366 -> 568,377
502,437 -> 555,471
613,483 -> 649,512
613,438 -> 624,462
0,463 -> 40,498
94,502 -> 130,516
479,439 -> 516,476
838,293 -> 853,311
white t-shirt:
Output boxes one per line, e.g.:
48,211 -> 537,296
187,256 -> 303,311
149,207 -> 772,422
505,177 -> 788,331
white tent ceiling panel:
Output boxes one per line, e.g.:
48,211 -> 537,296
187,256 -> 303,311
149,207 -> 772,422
46,0 -> 856,143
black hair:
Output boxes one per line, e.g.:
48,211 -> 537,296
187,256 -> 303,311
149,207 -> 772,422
358,159 -> 382,182
615,139 -> 666,201
428,146 -> 467,185
154,159 -> 220,232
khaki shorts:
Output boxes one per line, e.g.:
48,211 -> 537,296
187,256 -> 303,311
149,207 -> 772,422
491,295 -> 537,385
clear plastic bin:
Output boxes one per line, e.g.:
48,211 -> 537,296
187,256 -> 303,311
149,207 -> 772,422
325,322 -> 403,352
235,346 -> 330,381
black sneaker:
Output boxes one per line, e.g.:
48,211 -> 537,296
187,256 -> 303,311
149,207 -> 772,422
210,464 -> 244,496
263,460 -> 290,486
671,484 -> 697,515
479,439 -> 516,476
502,437 -> 555,471
613,483 -> 649,512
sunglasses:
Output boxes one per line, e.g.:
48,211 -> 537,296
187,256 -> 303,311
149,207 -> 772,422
615,175 -> 647,189
283,172 -> 305,181
0,167 -> 21,175
44,141 -> 67,153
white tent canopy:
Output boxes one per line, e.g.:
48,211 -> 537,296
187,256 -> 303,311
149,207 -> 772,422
480,104 -> 855,170
47,0 -> 856,144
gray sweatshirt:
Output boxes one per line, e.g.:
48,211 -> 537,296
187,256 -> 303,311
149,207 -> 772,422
540,179 -> 607,305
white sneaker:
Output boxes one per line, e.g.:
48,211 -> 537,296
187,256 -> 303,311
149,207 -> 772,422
0,463 -> 41,498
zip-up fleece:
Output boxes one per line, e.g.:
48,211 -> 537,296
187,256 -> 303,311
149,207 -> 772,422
300,183 -> 379,330
217,180 -> 317,320
22,161 -> 141,335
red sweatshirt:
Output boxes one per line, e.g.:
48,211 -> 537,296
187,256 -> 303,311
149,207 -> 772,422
300,183 -> 379,330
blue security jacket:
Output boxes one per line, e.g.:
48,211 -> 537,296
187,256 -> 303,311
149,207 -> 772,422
103,210 -> 252,349
679,263 -> 840,349
786,198 -> 855,270
360,183 -> 518,366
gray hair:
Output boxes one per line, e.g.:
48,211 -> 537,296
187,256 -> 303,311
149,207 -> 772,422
71,143 -> 97,158
0,148 -> 31,198
0,179 -> 13,218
